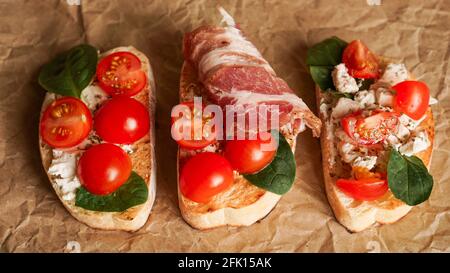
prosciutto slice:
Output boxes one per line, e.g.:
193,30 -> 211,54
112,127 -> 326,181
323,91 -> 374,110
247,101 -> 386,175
182,9 -> 322,137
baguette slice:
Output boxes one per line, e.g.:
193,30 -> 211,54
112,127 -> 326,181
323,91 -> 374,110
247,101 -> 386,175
177,62 -> 300,230
39,46 -> 156,231
316,57 -> 434,232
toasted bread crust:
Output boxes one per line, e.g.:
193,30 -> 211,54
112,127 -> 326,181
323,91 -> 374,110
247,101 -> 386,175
39,47 -> 156,231
316,57 -> 434,232
177,62 -> 298,230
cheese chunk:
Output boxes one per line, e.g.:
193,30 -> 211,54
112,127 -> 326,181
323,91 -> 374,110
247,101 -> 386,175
332,97 -> 361,119
380,63 -> 408,86
399,131 -> 430,156
332,63 -> 359,93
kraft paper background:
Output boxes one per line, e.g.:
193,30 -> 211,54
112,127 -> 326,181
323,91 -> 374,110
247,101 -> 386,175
0,0 -> 449,252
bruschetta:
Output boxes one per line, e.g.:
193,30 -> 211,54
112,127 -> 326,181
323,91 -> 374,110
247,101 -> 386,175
307,38 -> 436,232
172,8 -> 321,229
38,45 -> 156,231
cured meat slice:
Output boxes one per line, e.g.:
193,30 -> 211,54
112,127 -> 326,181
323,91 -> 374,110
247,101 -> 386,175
183,15 -> 321,137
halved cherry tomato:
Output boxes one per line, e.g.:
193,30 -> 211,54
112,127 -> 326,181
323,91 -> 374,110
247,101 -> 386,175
392,80 -> 430,120
40,97 -> 92,148
96,51 -> 147,96
94,97 -> 150,144
77,143 -> 132,195
171,101 -> 216,149
342,40 -> 380,79
341,111 -> 398,145
224,131 -> 277,174
341,110 -> 361,140
180,152 -> 233,203
336,177 -> 388,201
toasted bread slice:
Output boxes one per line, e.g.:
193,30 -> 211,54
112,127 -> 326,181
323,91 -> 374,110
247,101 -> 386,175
316,57 -> 434,232
39,46 -> 156,231
177,62 -> 300,230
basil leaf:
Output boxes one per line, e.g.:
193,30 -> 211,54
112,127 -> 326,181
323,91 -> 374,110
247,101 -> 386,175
38,44 -> 98,98
387,149 -> 433,206
307,36 -> 348,91
244,131 -> 296,195
309,66 -> 334,91
306,36 -> 348,66
328,90 -> 354,100
75,172 -> 148,212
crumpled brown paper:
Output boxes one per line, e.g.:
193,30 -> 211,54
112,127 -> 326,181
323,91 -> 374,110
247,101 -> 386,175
0,0 -> 449,253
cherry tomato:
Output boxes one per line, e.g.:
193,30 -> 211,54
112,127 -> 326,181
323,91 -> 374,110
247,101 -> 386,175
342,40 -> 380,79
179,152 -> 233,203
40,97 -> 92,148
94,97 -> 150,144
392,80 -> 430,120
336,177 -> 388,201
171,101 -> 216,149
77,143 -> 132,195
224,131 -> 277,174
96,51 -> 147,96
341,111 -> 398,145
341,111 -> 361,141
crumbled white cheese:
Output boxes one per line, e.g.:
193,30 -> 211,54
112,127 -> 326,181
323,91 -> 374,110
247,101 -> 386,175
81,84 -> 109,112
352,155 -> 377,170
396,123 -> 410,141
380,63 -> 408,86
120,144 -> 134,154
385,135 -> 402,151
332,63 -> 359,93
202,142 -> 220,153
59,177 -> 81,201
331,97 -> 361,119
399,131 -> 430,156
338,142 -> 359,163
354,90 -> 376,108
399,114 -> 426,130
48,150 -> 81,201
375,87 -> 394,107
320,102 -> 329,119
429,96 -> 438,105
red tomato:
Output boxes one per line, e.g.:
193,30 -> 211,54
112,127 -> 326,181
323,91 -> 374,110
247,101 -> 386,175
94,97 -> 150,144
224,131 -> 277,174
40,97 -> 92,148
179,152 -> 233,203
341,111 -> 398,145
342,40 -> 380,79
77,143 -> 132,195
96,51 -> 147,96
392,80 -> 430,120
171,101 -> 216,149
340,111 -> 361,141
336,178 -> 388,201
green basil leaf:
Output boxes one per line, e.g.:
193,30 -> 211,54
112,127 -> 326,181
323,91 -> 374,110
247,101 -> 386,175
38,44 -> 98,98
307,36 -> 348,91
75,171 -> 148,212
244,131 -> 296,195
387,149 -> 433,206
309,65 -> 335,91
328,90 -> 354,99
306,36 -> 348,66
